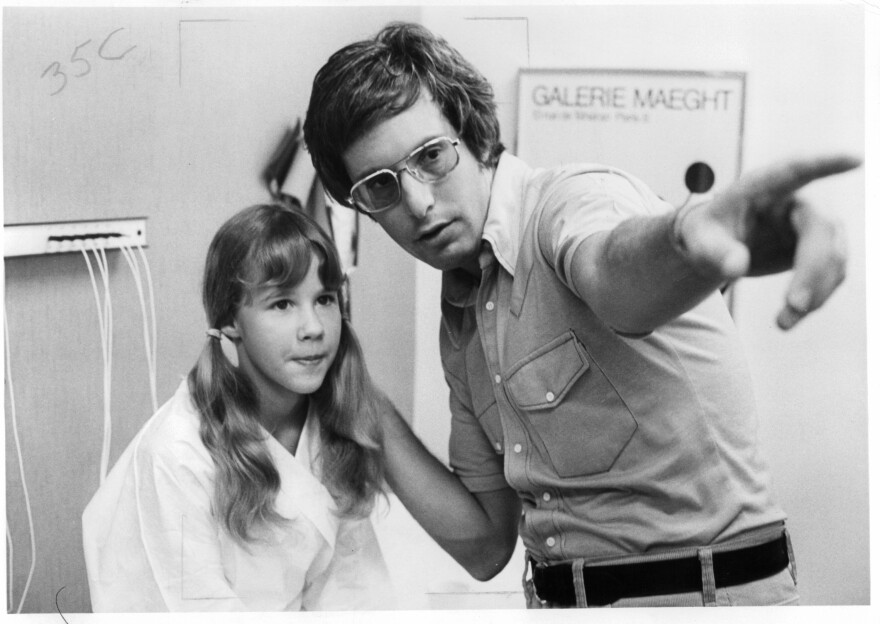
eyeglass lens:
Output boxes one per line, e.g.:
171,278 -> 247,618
352,138 -> 459,212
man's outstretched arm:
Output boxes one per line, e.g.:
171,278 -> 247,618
570,154 -> 860,334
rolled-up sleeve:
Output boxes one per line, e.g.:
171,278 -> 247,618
537,170 -> 674,297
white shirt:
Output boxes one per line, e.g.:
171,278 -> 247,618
82,381 -> 393,612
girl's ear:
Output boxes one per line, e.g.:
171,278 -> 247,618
221,321 -> 240,340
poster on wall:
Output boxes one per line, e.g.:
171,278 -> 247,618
516,69 -> 746,209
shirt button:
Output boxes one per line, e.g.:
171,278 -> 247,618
514,443 -> 523,453
545,391 -> 555,402
485,301 -> 495,311
542,492 -> 551,502
546,537 -> 556,547
494,374 -> 501,384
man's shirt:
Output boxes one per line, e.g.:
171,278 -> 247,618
441,152 -> 785,564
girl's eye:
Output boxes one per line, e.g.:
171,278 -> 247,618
317,294 -> 338,307
273,299 -> 293,311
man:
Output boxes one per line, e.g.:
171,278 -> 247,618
303,22 -> 860,607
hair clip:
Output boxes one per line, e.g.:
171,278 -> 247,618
206,328 -> 239,367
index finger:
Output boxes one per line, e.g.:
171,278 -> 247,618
742,154 -> 862,200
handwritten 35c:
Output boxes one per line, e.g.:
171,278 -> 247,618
41,27 -> 137,96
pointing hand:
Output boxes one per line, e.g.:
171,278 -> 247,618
673,154 -> 861,329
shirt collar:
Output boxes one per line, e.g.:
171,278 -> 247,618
442,151 -> 531,306
481,151 -> 529,276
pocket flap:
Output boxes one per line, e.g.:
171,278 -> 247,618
504,331 -> 589,410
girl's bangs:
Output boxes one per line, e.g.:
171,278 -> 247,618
242,219 -> 343,292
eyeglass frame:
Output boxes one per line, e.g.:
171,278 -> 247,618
347,136 -> 461,214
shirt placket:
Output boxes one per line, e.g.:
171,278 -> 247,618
475,258 -> 503,438
475,257 -> 533,493
475,257 -> 566,564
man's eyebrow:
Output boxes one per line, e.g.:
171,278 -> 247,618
355,134 -> 445,180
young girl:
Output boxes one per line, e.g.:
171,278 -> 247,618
82,204 -> 392,611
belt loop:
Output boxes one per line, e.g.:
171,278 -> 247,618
571,558 -> 588,607
698,548 -> 717,606
522,551 -> 544,609
784,528 -> 798,585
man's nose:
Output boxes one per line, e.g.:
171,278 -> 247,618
398,170 -> 434,219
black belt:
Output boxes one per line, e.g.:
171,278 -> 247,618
531,533 -> 790,606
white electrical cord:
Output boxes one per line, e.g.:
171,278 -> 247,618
119,242 -> 158,412
137,243 -> 158,411
5,307 -> 36,613
98,245 -> 114,483
6,526 -> 13,606
80,241 -> 114,483
95,243 -> 113,484
4,235 -> 156,611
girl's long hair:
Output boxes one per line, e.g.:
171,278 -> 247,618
187,204 -> 384,543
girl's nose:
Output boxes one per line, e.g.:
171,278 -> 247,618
297,307 -> 325,341
398,170 -> 434,219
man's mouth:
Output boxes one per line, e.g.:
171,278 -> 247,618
417,220 -> 452,242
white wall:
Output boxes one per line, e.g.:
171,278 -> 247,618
408,2 -> 870,607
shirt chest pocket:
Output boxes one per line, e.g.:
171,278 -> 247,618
504,330 -> 637,478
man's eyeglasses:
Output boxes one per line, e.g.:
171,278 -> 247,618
348,137 -> 460,214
